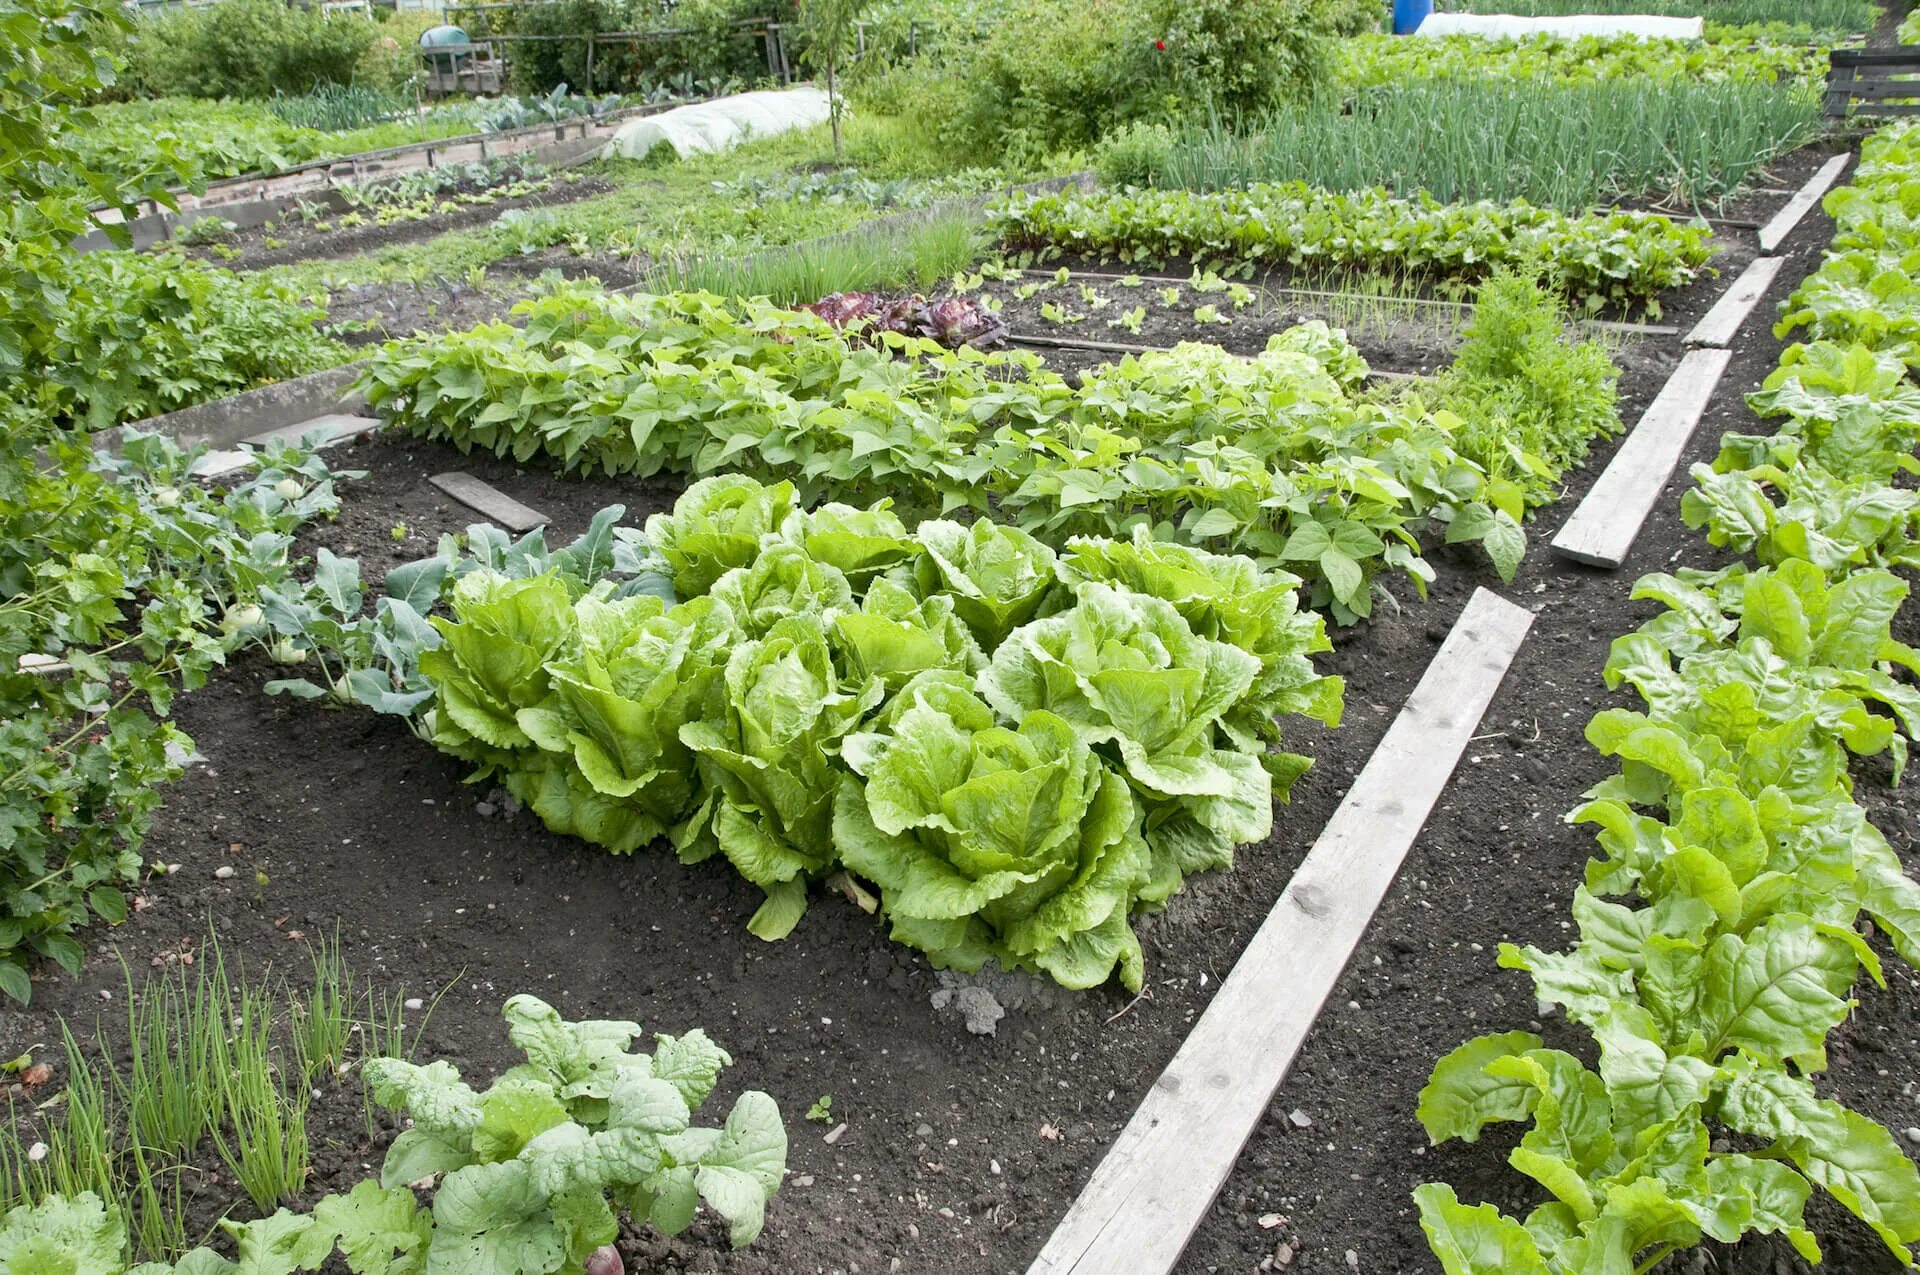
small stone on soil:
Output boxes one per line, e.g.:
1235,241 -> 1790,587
214,865 -> 236,880
823,1122 -> 848,1145
1287,1108 -> 1312,1129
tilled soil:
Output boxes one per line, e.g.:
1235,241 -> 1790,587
2,139 -> 1907,1275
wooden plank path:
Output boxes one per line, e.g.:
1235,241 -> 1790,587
1684,256 -> 1785,349
1025,586 -> 1535,1275
1549,346 -> 1733,569
1757,154 -> 1850,253
429,472 -> 551,533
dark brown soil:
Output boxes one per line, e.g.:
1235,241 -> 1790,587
4,137 -> 1912,1275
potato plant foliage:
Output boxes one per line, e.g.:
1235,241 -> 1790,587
1415,120 -> 1920,1273
405,479 -> 1343,991
362,289 -> 1534,623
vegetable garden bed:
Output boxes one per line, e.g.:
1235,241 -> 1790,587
5,187 -> 1863,1273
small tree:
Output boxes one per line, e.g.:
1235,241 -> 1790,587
797,0 -> 873,163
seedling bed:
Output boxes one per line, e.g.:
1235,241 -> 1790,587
168,171 -> 616,276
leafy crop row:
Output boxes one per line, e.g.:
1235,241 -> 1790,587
1334,31 -> 1825,87
1415,122 -> 1920,1272
988,183 -> 1715,313
361,289 -> 1530,622
379,478 -> 1344,991
0,432 -> 352,1003
0,995 -> 787,1273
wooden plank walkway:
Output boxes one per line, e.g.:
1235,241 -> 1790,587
1757,154 -> 1850,253
429,472 -> 551,533
1549,346 -> 1733,568
1025,587 -> 1536,1275
1684,256 -> 1785,348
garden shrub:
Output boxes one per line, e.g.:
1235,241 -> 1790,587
854,0 -> 1344,166
125,0 -> 389,100
1093,120 -> 1176,187
503,0 -> 777,94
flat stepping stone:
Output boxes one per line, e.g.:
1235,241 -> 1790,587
1026,587 -> 1535,1275
1684,256 -> 1785,348
429,472 -> 550,533
1550,345 -> 1733,569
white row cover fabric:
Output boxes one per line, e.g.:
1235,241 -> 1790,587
1415,12 -> 1704,37
603,86 -> 833,161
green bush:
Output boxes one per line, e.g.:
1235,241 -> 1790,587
126,0 -> 388,99
1094,120 -> 1175,187
501,0 -> 775,94
856,0 -> 1341,166
1434,271 -> 1621,505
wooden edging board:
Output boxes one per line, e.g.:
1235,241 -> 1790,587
1025,586 -> 1535,1275
429,472 -> 551,533
1549,345 -> 1734,569
1683,256 -> 1785,348
1757,153 -> 1851,253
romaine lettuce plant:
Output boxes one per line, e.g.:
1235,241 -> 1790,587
834,672 -> 1153,989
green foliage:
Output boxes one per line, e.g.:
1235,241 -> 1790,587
991,182 -> 1715,313
1129,82 -> 1820,214
647,211 -> 987,304
124,0 -> 389,100
1092,121 -> 1175,188
1416,115 -> 1920,1275
1436,0 -> 1871,33
11,250 -> 344,431
0,997 -> 782,1273
268,83 -> 417,133
857,0 -> 1340,167
0,436 -> 352,1000
1335,30 -> 1825,87
359,289 -> 1530,616
1429,272 -> 1622,509
0,937 -> 416,1261
389,477 -> 1341,989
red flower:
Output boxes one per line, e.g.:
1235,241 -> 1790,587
1154,38 -> 1166,49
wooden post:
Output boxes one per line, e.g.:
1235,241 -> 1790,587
585,33 -> 595,92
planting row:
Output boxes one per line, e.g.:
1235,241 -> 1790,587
362,282 -> 1620,622
1335,30 -> 1827,86
1415,122 -> 1920,1272
254,476 -> 1342,992
989,184 -> 1715,312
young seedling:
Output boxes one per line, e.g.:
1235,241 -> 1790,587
1109,305 -> 1147,335
806,1095 -> 834,1123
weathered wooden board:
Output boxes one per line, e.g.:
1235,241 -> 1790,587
429,472 -> 551,533
1757,154 -> 1850,252
1550,346 -> 1733,568
1683,256 -> 1785,348
1025,587 -> 1536,1275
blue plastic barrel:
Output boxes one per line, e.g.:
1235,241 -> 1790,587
1392,0 -> 1431,34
